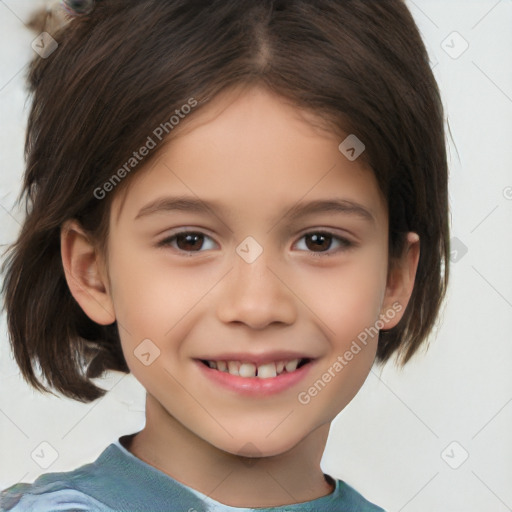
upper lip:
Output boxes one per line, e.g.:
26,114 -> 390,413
196,351 -> 315,365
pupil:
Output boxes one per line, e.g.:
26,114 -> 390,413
177,233 -> 203,251
307,233 -> 331,251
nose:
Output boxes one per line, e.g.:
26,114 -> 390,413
216,248 -> 297,330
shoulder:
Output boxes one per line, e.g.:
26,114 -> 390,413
0,451 -> 117,512
0,482 -> 114,511
335,479 -> 387,512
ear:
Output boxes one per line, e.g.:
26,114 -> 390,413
60,219 -> 116,325
380,232 -> 420,329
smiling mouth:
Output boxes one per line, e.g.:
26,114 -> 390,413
199,358 -> 311,379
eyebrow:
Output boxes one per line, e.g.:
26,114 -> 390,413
134,196 -> 375,224
283,198 -> 375,224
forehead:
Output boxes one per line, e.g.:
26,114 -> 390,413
110,85 -> 385,226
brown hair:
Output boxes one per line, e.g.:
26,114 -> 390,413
1,0 -> 449,402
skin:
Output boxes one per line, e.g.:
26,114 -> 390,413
61,84 -> 419,508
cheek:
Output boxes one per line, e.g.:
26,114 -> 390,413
108,242 -> 193,325
106,244 -> 223,362
298,253 -> 387,340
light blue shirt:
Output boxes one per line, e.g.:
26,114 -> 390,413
1,435 -> 385,511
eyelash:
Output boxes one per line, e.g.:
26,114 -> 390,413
156,230 -> 355,257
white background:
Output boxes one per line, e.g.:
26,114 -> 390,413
0,1 -> 511,511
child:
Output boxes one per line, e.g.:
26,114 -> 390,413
0,0 -> 449,510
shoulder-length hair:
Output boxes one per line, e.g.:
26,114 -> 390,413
1,0 -> 449,402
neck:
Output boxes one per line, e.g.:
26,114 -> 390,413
126,393 -> 334,508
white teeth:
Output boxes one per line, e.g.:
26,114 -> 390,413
239,362 -> 256,378
257,363 -> 277,379
285,359 -> 300,372
227,361 -> 239,376
205,358 -> 305,378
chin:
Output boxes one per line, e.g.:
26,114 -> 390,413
209,427 -> 311,460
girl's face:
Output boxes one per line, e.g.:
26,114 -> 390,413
89,85 -> 417,457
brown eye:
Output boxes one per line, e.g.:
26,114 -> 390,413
175,233 -> 204,251
295,231 -> 354,255
158,231 -> 216,253
304,233 -> 332,252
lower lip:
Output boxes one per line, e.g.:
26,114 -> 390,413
195,360 -> 315,396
